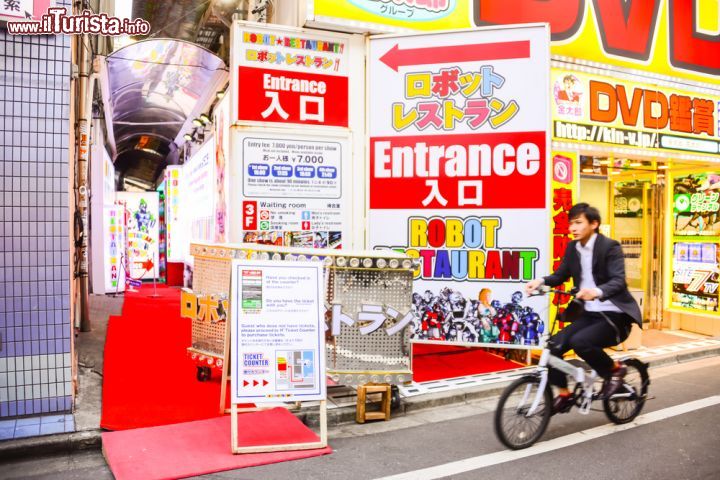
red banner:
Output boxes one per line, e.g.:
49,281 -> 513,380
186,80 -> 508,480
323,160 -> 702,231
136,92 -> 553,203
369,131 -> 546,209
238,66 -> 348,127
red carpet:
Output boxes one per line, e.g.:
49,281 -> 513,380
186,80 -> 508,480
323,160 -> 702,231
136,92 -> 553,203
101,285 -> 524,429
411,344 -> 523,383
101,285 -> 237,430
102,407 -> 332,480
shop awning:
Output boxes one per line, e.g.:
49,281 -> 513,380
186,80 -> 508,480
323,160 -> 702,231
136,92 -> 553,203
101,38 -> 228,186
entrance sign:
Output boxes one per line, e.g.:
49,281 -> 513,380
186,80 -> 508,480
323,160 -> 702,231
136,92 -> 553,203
231,21 -> 350,128
368,25 -> 551,347
230,260 -> 326,403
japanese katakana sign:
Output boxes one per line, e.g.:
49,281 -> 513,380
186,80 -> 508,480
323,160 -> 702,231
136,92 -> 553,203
673,172 -> 720,237
231,21 -> 350,128
367,25 -> 551,346
552,69 -> 720,156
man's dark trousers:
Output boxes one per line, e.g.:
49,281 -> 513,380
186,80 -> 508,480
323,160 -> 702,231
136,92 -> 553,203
548,311 -> 633,388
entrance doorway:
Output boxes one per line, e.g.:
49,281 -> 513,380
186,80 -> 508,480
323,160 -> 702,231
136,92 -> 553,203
578,156 -> 664,328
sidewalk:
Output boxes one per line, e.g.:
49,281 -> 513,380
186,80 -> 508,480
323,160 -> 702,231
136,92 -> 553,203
1,293 -> 719,460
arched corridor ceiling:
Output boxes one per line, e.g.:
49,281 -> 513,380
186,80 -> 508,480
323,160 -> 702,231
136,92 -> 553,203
102,38 -> 228,185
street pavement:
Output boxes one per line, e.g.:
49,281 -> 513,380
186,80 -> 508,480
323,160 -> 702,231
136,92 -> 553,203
1,355 -> 719,480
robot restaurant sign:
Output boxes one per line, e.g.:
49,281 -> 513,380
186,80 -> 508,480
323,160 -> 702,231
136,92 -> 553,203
382,215 -> 539,282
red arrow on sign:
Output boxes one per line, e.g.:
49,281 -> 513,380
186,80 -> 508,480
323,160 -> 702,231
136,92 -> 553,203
243,380 -> 249,387
379,41 -> 530,72
262,379 -> 268,386
134,259 -> 154,271
253,380 -> 259,386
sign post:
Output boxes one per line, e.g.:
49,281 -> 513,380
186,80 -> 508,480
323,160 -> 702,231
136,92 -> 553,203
229,259 -> 327,453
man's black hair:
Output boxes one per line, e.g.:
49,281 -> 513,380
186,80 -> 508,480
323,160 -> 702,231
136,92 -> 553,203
568,203 -> 601,232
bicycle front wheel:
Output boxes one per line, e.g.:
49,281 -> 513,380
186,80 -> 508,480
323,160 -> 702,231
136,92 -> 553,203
494,375 -> 552,450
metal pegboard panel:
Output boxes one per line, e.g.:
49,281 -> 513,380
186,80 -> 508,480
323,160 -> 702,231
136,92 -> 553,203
193,256 -> 232,296
326,268 -> 413,377
190,318 -> 226,356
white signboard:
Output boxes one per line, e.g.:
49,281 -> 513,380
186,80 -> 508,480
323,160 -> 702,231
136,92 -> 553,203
183,137 -> 216,220
103,205 -> 125,292
231,128 -> 349,249
182,137 -> 216,259
242,135 -> 342,198
230,260 -> 326,403
368,25 -> 551,345
0,0 -> 33,20
164,166 -> 184,262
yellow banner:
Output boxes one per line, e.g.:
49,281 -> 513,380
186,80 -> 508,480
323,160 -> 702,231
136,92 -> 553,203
308,0 -> 720,86
549,151 -> 579,332
550,68 -> 720,156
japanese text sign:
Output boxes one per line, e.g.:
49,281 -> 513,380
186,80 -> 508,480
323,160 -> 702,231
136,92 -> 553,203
231,21 -> 350,128
367,25 -> 551,347
230,260 -> 326,403
369,25 -> 549,210
551,69 -> 720,156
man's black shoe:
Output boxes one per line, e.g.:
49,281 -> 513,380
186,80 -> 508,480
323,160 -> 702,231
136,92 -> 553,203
552,394 -> 574,415
602,363 -> 627,398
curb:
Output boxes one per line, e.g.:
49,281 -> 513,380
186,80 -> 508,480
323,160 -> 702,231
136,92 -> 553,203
2,345 -> 719,460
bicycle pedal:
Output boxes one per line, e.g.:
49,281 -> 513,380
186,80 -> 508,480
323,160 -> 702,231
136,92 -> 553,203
578,398 -> 592,415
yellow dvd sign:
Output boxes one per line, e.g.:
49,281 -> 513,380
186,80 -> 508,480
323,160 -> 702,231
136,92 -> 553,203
307,0 -> 720,85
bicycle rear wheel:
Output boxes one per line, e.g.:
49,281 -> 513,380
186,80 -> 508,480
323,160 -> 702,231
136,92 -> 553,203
603,358 -> 649,424
494,375 -> 552,450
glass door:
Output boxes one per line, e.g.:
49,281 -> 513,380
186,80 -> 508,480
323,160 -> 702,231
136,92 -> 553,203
610,171 -> 662,327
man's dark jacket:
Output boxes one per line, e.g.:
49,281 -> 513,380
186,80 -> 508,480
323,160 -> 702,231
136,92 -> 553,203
543,234 -> 643,327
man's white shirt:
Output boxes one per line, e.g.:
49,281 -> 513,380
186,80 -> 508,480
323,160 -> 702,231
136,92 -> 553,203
576,233 -> 623,313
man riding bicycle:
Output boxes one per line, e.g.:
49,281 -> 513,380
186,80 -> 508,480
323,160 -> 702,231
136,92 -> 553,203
525,203 -> 642,414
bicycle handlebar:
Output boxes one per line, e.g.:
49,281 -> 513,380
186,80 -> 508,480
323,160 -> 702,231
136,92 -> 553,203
526,286 -> 579,298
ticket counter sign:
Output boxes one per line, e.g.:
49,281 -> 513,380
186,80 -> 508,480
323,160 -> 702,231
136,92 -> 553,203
551,69 -> 720,155
368,25 -> 551,346
230,21 -> 350,128
230,260 -> 326,402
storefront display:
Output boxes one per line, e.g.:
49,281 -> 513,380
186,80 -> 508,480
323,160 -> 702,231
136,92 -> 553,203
116,191 -> 160,281
672,242 -> 719,312
673,172 -> 720,237
669,170 -> 720,317
367,25 -> 551,346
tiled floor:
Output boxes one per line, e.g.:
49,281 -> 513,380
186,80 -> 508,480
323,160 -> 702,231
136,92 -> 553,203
0,414 -> 75,441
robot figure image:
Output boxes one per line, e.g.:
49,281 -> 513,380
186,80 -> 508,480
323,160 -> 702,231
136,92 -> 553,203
410,287 -> 539,346
518,308 -> 544,345
134,199 -> 156,233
